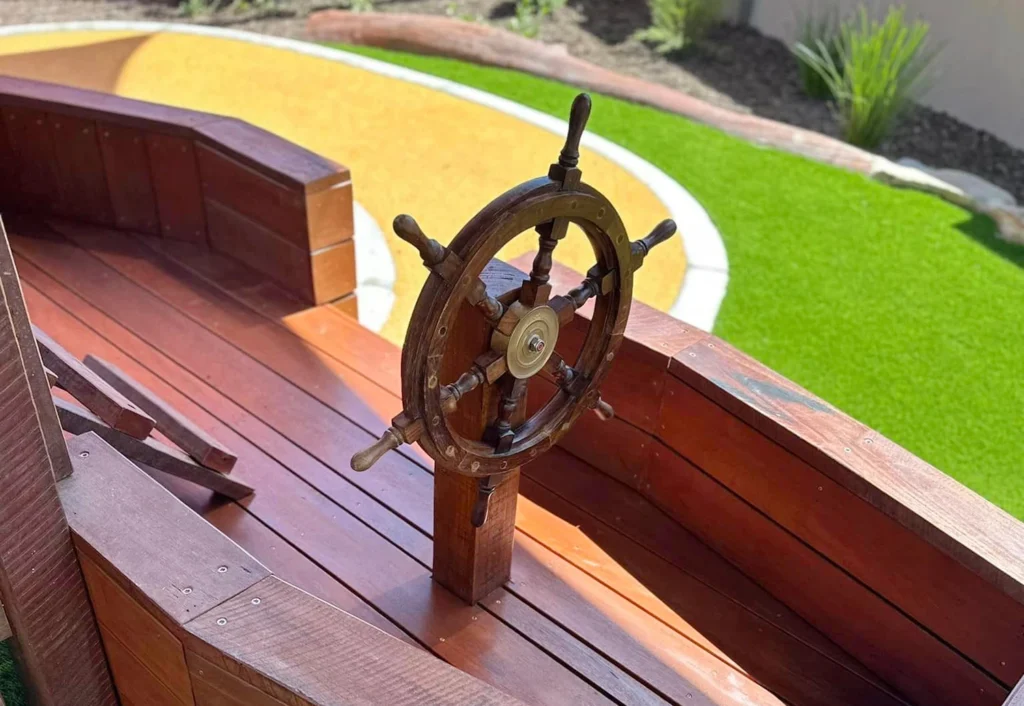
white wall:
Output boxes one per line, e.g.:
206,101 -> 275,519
748,0 -> 1024,150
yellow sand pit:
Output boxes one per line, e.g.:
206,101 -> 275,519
0,30 -> 684,344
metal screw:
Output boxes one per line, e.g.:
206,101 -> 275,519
527,335 -> 545,353
182,587 -> 193,595
79,451 -> 90,458
217,566 -> 228,573
216,618 -> 227,626
844,447 -> 852,453
251,598 -> 261,605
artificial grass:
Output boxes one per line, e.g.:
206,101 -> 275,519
335,44 -> 1024,519
0,641 -> 27,706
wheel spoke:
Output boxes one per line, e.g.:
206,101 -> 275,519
548,265 -> 615,325
522,218 -> 570,306
488,376 -> 529,453
466,277 -> 505,326
440,351 -> 507,415
540,352 -> 576,390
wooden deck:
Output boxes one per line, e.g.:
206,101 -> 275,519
11,216 -> 913,706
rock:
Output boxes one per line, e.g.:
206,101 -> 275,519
870,158 -> 972,208
897,158 -> 1017,210
990,206 -> 1024,246
873,158 -> 1023,246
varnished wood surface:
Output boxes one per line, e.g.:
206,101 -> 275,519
8,218 -> 931,706
62,434 -> 521,706
0,222 -> 116,705
1,76 -> 355,306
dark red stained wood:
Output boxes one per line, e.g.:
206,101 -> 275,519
16,266 -> 625,706
84,354 -> 238,473
2,107 -> 60,212
194,118 -> 349,194
60,433 -> 270,628
0,225 -> 116,706
54,397 -> 252,500
146,134 -> 206,243
665,338 -> 1024,685
508,253 -> 707,433
0,76 -> 218,137
34,324 -> 156,439
519,449 -> 894,687
185,576 -> 525,706
97,123 -> 159,235
204,199 -> 316,300
0,114 -> 19,210
645,438 -> 1005,706
47,114 -> 112,225
197,143 -> 312,249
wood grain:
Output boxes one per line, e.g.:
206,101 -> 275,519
146,134 -> 206,243
97,123 -> 159,235
79,553 -> 193,705
665,339 -> 1024,685
0,224 -> 116,705
646,437 -> 1004,706
60,433 -> 269,628
185,577 -> 525,706
188,651 -> 288,706
98,624 -> 184,706
84,354 -> 237,473
2,107 -> 60,212
56,398 -> 252,499
47,114 -> 112,225
0,218 -> 72,480
35,324 -> 156,439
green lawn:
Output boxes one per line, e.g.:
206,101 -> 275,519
339,44 -> 1024,519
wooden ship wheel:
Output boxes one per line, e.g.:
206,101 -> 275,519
351,93 -> 674,602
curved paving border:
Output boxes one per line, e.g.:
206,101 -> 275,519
0,21 -> 729,331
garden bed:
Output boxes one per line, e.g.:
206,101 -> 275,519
2,0 -> 1021,200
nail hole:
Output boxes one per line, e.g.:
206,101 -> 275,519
217,566 -> 228,573
182,587 -> 193,595
251,598 -> 261,605
431,416 -> 440,426
79,451 -> 90,458
216,618 -> 227,626
438,326 -> 447,337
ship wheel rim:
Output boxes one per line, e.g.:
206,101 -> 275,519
401,178 -> 633,477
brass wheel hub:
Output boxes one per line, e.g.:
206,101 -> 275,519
497,305 -> 559,379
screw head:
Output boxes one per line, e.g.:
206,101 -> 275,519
216,618 -> 227,626
217,566 -> 228,573
527,335 -> 545,353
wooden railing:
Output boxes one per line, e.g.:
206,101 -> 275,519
509,254 -> 1024,706
0,76 -> 355,309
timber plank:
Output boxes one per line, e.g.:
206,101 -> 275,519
514,481 -> 907,706
84,354 -> 238,473
0,220 -> 115,706
18,274 -> 623,706
47,114 -> 112,225
97,123 -> 160,235
2,107 -> 60,213
146,134 -> 206,243
35,324 -> 156,439
98,625 -> 183,706
55,396 -> 252,499
646,438 -> 1004,706
661,363 -> 1024,686
60,433 -> 270,627
79,554 -> 193,705
188,651 -> 289,706
1006,677 -> 1024,706
12,221 -> 876,704
185,577 -> 525,706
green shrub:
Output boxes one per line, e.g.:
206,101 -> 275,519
633,0 -> 722,54
794,5 -> 941,148
793,6 -> 840,99
509,0 -> 565,38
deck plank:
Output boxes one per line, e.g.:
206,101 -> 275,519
15,262 -> 633,706
12,220 -> 918,706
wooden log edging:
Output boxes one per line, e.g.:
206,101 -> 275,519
507,254 -> 1024,706
306,11 -> 877,173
